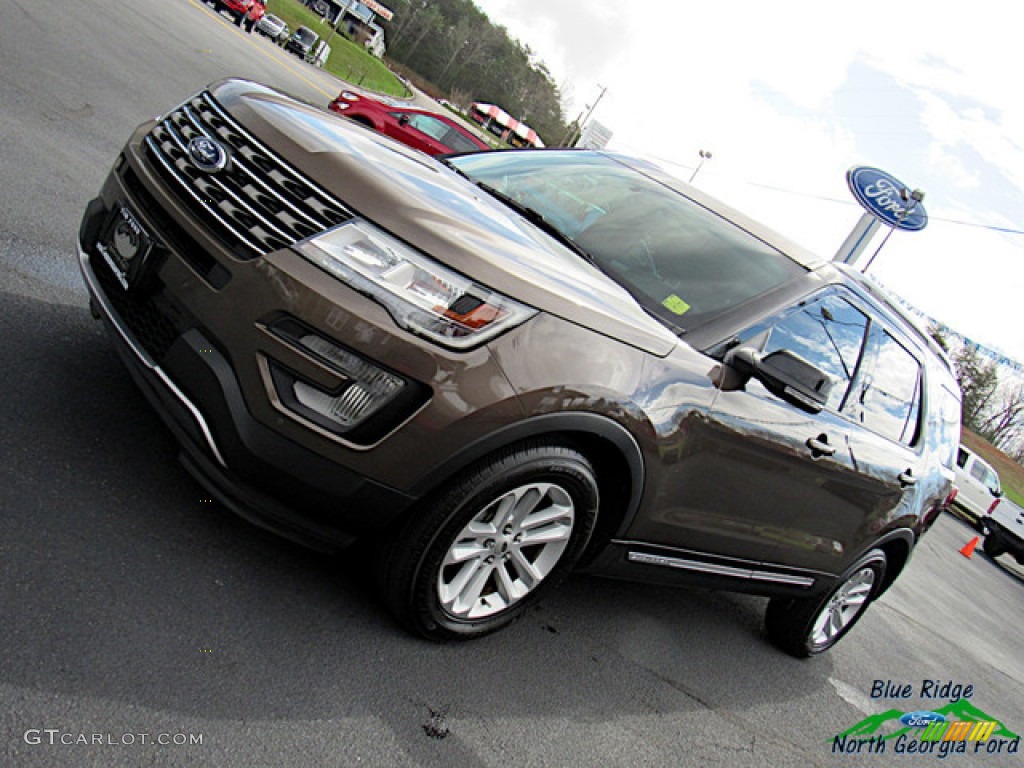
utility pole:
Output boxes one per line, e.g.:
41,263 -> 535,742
563,84 -> 607,147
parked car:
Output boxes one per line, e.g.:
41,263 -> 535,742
329,90 -> 491,155
308,0 -> 331,17
284,27 -> 318,60
951,444 -> 1003,526
213,0 -> 254,27
76,79 -> 962,657
309,40 -> 331,68
255,13 -> 289,44
242,0 -> 265,32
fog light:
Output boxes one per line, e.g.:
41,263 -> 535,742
266,318 -> 428,443
292,334 -> 403,428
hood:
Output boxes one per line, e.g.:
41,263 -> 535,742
212,80 -> 680,356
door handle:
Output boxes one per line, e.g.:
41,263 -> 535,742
898,469 -> 917,487
806,434 -> 835,458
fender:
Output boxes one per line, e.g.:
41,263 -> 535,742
409,411 -> 645,535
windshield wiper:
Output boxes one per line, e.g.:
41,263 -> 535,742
439,163 -> 686,336
474,181 -> 598,263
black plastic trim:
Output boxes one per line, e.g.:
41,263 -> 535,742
410,411 -> 645,528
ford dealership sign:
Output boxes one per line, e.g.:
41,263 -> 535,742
847,166 -> 928,231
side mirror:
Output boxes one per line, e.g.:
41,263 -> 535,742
397,113 -> 411,126
724,345 -> 833,414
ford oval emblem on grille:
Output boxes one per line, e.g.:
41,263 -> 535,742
187,136 -> 228,172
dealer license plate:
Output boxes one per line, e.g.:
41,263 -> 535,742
97,205 -> 154,290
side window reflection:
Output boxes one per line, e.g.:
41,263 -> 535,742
739,294 -> 869,411
844,327 -> 922,445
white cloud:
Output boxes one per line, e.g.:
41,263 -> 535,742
471,0 -> 1024,362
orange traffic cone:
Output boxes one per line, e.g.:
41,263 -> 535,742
960,536 -> 979,559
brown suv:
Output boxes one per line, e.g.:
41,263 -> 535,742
77,80 -> 962,656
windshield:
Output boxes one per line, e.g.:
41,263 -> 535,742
449,151 -> 804,331
296,29 -> 316,43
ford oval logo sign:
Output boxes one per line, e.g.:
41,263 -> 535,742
847,166 -> 927,231
187,136 -> 228,173
899,711 -> 947,728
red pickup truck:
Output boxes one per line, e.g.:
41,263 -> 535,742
214,0 -> 265,31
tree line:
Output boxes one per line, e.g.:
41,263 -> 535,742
381,0 -> 570,145
933,328 -> 1024,463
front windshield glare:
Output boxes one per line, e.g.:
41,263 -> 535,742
449,151 -> 804,331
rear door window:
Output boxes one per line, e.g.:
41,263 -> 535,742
844,327 -> 922,445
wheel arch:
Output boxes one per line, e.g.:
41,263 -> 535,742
866,529 -> 915,597
407,412 -> 645,561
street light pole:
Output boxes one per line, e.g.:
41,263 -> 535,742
689,149 -> 712,183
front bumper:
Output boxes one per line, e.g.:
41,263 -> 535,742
77,229 -> 416,552
76,105 -> 529,551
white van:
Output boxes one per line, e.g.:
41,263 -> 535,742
952,444 -> 1003,525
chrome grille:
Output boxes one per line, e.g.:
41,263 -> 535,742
144,92 -> 351,259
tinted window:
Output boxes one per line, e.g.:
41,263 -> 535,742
404,114 -> 482,153
449,151 -> 805,331
844,327 -> 922,445
440,129 -> 485,154
735,292 -> 869,411
956,447 -> 968,468
406,114 -> 449,141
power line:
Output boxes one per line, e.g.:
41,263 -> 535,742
610,145 -> 1024,236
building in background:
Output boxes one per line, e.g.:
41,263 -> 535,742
306,0 -> 390,57
469,103 -> 545,148
577,120 -> 612,150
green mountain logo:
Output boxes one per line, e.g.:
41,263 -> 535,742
836,700 -> 1020,742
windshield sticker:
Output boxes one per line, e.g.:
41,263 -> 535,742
662,294 -> 691,315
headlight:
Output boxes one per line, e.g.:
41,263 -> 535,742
339,91 -> 360,101
296,220 -> 536,349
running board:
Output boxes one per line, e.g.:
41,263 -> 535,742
627,551 -> 817,588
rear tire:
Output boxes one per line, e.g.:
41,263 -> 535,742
983,533 -> 1006,558
765,549 -> 886,658
382,443 -> 599,641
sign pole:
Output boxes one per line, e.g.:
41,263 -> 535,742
834,212 -> 883,264
834,166 -> 927,270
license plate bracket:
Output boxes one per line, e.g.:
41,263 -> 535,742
97,204 -> 155,290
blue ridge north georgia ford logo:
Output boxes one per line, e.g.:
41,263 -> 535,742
187,136 -> 228,173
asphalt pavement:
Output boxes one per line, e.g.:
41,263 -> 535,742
1,1 -> 1022,766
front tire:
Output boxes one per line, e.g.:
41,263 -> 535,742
765,549 -> 886,657
382,443 -> 599,641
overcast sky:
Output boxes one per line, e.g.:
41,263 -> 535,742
473,0 -> 1024,363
